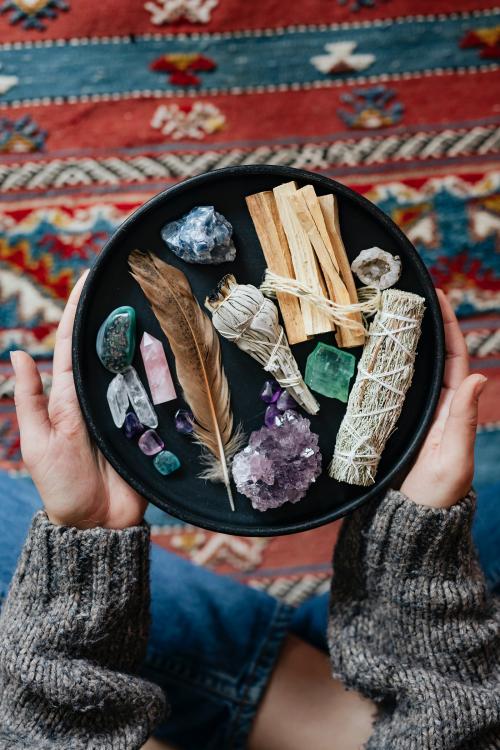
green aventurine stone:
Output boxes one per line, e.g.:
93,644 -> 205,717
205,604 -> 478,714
96,306 -> 136,373
304,342 -> 356,402
154,450 -> 181,476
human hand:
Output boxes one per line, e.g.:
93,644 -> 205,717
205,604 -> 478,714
400,289 -> 486,509
11,272 -> 147,530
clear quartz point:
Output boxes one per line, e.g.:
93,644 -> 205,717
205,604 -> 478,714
122,366 -> 158,428
107,373 -> 129,428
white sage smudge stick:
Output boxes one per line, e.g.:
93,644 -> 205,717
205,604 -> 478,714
205,275 -> 320,415
260,270 -> 381,335
329,289 -> 425,486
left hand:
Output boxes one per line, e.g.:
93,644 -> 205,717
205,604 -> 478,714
11,272 -> 147,530
400,289 -> 486,509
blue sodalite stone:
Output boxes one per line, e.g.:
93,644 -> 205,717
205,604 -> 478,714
161,206 -> 236,265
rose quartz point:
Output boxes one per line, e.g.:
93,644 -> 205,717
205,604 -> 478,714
140,332 -> 176,405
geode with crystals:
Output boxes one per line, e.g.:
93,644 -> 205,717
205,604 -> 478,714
161,206 -> 236,264
232,412 -> 322,511
351,247 -> 401,290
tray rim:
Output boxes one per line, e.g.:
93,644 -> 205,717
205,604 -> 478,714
72,164 -> 445,536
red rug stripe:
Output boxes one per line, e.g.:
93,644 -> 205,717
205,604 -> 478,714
3,70 -> 499,155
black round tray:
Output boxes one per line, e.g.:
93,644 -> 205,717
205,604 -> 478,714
73,165 -> 444,536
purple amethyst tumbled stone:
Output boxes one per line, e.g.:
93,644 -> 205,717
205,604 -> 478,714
123,412 -> 145,439
138,429 -> 164,456
232,411 -> 322,511
175,408 -> 194,434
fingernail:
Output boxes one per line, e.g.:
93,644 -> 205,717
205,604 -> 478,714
475,376 -> 487,398
9,351 -> 19,371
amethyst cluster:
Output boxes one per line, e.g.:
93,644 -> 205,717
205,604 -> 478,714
232,411 -> 322,512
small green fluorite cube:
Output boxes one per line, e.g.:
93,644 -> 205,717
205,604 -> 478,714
154,450 -> 181,476
305,342 -> 356,402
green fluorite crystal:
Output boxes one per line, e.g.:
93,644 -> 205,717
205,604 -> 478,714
96,306 -> 136,373
305,342 -> 356,402
154,450 -> 181,476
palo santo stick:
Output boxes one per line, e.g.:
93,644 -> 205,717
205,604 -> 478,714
318,193 -> 365,347
273,182 -> 334,337
289,191 -> 357,348
246,191 -> 306,345
294,187 -> 362,348
299,185 -> 339,272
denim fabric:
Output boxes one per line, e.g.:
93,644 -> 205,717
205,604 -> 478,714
0,470 -> 498,750
144,542 -> 293,749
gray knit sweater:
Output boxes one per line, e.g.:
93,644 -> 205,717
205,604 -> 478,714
0,491 -> 499,749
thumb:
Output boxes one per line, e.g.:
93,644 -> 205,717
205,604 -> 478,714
11,351 -> 51,460
440,374 -> 486,483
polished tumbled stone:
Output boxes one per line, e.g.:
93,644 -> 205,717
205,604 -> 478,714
161,205 -> 236,264
154,450 -> 181,476
123,412 -> 144,439
304,342 -> 356,402
107,373 -> 129,428
138,429 -> 164,456
96,306 -> 136,373
122,366 -> 158,428
174,408 -> 194,434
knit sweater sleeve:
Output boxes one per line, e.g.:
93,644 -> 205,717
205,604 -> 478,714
0,511 -> 167,750
329,490 -> 500,750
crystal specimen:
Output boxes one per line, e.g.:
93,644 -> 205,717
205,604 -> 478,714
140,332 -> 176,405
107,373 -> 129,428
174,408 -> 194,434
276,390 -> 297,412
96,306 -> 136,373
305,342 -> 356,402
264,403 -> 282,428
161,205 -> 236,264
260,380 -> 281,404
138,429 -> 164,456
154,450 -> 181,476
232,412 -> 322,511
122,366 -> 158,428
123,412 -> 144,439
351,247 -> 401,290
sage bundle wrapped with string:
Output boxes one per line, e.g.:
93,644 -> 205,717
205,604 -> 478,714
330,289 -> 425,486
205,275 -> 320,415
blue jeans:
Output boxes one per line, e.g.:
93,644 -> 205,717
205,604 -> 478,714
0,473 -> 499,750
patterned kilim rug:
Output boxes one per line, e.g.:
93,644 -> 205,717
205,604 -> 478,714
0,0 -> 499,606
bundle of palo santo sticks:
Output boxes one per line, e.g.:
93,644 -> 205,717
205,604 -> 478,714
246,182 -> 365,349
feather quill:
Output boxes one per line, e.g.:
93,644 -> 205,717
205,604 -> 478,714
129,250 -> 241,510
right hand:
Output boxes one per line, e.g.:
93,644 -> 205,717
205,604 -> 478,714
11,272 -> 147,530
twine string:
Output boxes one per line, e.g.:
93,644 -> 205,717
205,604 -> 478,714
260,270 -> 381,332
